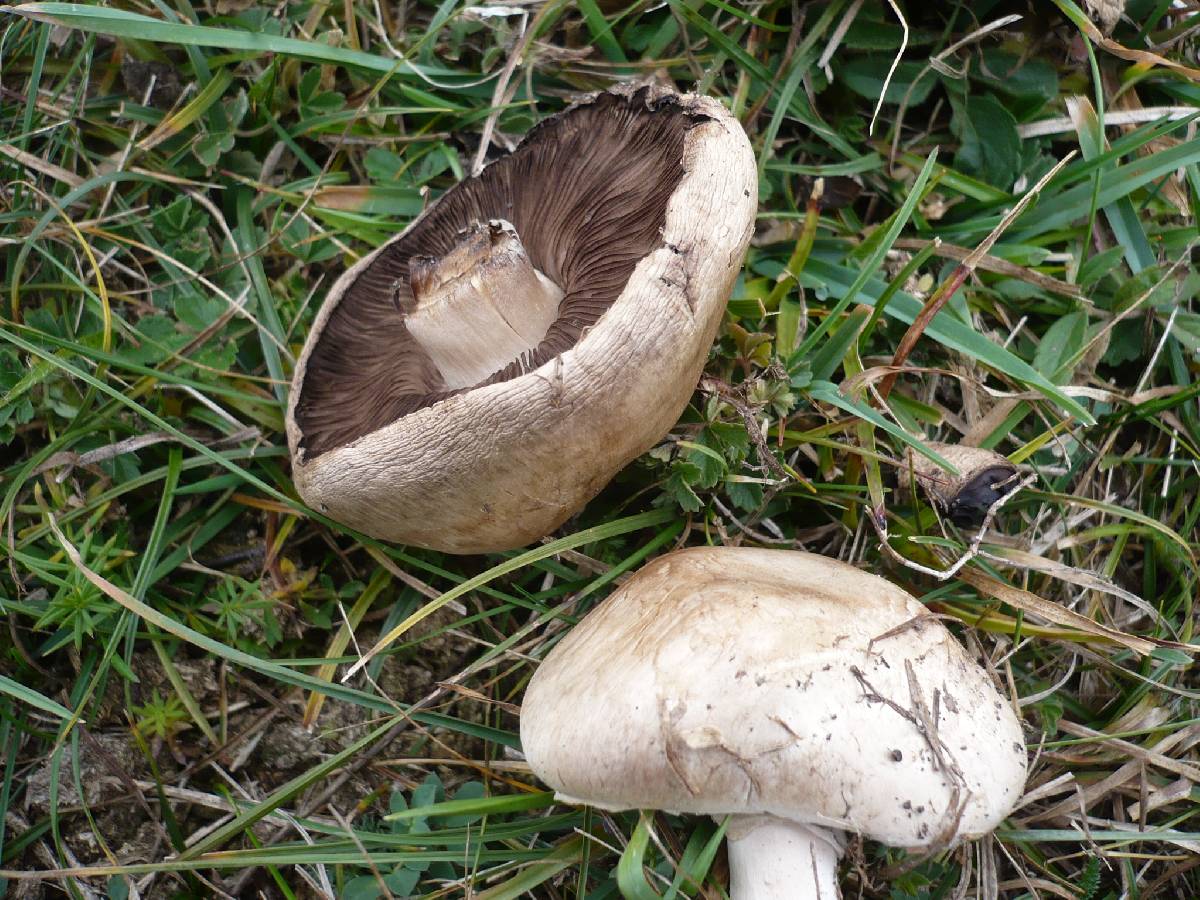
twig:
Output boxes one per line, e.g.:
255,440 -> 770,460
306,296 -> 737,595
712,496 -> 807,548
473,5 -> 554,176
870,0 -> 908,135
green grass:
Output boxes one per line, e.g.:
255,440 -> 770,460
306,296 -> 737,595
1,1 -> 1199,897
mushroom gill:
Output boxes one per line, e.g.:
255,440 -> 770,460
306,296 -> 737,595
295,88 -> 701,457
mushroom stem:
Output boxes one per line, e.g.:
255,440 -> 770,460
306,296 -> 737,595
403,219 -> 564,390
726,815 -> 844,900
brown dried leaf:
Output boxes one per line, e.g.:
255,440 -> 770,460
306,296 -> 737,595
1076,10 -> 1200,81
980,545 -> 1172,633
955,567 -> 1194,658
1108,78 -> 1190,215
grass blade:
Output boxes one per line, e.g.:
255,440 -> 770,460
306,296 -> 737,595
0,674 -> 73,720
343,508 -> 676,679
802,257 -> 1095,424
795,149 -> 939,357
2,3 -> 471,82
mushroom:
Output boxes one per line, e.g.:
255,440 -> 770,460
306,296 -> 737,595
520,547 -> 1027,899
898,442 -> 1020,526
286,85 -> 757,553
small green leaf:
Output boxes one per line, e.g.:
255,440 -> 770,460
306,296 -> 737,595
1101,320 -> 1143,367
1079,246 -> 1126,288
298,67 -> 344,115
409,773 -> 443,814
726,477 -> 763,512
383,869 -> 420,896
839,58 -> 935,106
193,130 -> 233,166
664,460 -> 704,512
679,438 -> 727,488
842,10 -> 938,48
441,782 -> 486,827
1033,310 -> 1087,381
363,147 -> 406,183
341,875 -> 381,900
708,422 -> 751,460
1032,691 -> 1064,733
777,295 -> 802,358
973,50 -> 1058,108
174,292 -> 225,331
951,93 -> 1021,189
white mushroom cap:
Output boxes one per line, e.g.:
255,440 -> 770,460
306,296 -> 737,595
521,547 -> 1027,850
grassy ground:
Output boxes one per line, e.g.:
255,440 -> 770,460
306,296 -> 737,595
1,0 -> 1199,897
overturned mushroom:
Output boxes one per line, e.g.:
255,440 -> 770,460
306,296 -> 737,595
286,85 -> 757,553
899,442 -> 1020,526
521,547 -> 1028,899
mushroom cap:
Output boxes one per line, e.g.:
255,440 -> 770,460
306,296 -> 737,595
286,85 -> 757,553
520,547 -> 1028,849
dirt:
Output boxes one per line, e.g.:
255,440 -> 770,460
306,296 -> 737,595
23,733 -> 141,816
7,603 -> 488,897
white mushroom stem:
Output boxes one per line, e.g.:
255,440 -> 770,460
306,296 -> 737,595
403,218 -> 563,390
725,815 -> 844,900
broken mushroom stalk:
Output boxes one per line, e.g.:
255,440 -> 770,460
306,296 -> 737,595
899,442 -> 1020,526
286,84 -> 757,553
520,547 -> 1028,900
400,219 -> 564,390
